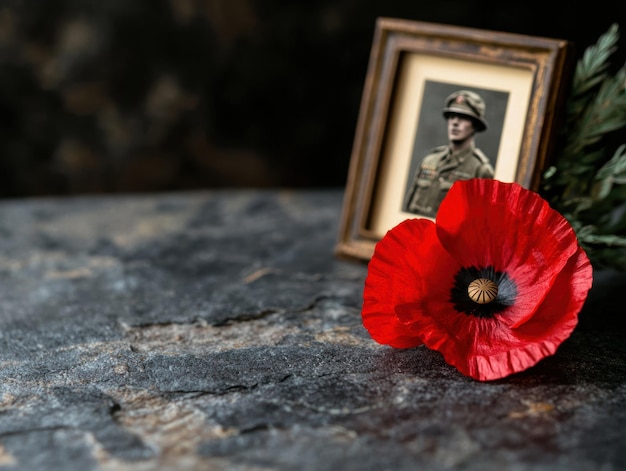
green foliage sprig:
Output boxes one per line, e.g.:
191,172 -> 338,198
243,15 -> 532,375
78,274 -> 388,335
542,23 -> 626,270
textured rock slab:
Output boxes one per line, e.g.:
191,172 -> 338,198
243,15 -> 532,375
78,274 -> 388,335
0,189 -> 624,471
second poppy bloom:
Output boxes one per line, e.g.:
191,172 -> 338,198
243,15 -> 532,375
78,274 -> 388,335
362,178 -> 593,381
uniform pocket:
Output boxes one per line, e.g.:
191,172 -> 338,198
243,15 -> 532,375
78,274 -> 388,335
439,180 -> 453,191
416,178 -> 432,189
451,171 -> 472,180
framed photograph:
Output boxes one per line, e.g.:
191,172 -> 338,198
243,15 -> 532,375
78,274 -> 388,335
335,17 -> 573,261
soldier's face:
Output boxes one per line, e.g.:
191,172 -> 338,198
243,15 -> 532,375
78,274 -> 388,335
447,114 -> 475,143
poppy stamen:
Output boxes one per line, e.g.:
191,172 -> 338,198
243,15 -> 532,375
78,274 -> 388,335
468,278 -> 498,304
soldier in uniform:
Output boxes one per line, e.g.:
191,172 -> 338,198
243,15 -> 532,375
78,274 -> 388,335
404,90 -> 494,218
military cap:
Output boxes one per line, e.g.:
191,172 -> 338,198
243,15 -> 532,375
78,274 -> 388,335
442,90 -> 488,132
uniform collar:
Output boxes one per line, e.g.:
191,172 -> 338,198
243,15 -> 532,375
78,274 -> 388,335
448,143 -> 475,163
437,144 -> 475,174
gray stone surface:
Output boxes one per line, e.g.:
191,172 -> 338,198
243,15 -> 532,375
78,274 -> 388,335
0,189 -> 624,471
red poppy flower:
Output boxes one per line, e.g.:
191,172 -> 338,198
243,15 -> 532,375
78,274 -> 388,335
362,178 -> 593,381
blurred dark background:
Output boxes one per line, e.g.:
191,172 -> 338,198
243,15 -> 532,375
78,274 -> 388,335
0,0 -> 624,198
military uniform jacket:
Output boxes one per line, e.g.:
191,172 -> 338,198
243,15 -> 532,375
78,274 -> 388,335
404,144 -> 494,218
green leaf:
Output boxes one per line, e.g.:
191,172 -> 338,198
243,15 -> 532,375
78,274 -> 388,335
571,23 -> 619,97
595,144 -> 626,181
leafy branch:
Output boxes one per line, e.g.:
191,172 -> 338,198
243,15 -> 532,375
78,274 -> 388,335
542,23 -> 626,270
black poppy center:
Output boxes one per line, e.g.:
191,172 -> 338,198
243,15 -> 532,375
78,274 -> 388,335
450,265 -> 517,318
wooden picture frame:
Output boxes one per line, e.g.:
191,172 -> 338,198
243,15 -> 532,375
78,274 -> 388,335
335,17 -> 573,262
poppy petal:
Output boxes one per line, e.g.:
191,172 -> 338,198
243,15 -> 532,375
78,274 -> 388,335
362,218 -> 458,348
